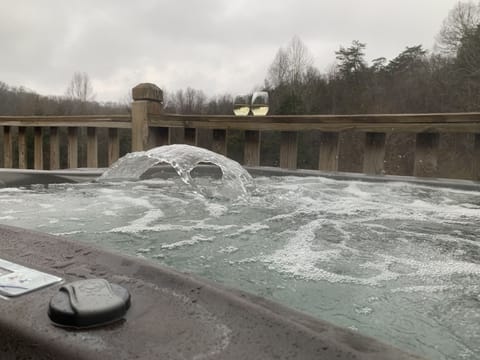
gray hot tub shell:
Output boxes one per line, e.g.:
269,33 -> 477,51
0,225 -> 423,360
0,167 -> 448,359
1,166 -> 480,191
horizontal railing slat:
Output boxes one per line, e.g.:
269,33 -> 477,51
0,115 -> 131,128
149,113 -> 480,133
3,113 -> 480,133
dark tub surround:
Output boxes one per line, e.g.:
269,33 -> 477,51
0,225 -> 422,360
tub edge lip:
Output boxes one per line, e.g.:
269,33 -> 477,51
1,166 -> 478,191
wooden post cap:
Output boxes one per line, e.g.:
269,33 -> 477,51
132,83 -> 163,102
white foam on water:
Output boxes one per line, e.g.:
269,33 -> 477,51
265,222 -> 480,286
39,203 -> 54,209
344,183 -> 372,199
261,178 -> 480,288
354,306 -> 374,316
264,219 -> 359,282
407,257 -> 480,277
218,246 -> 239,254
0,216 -> 16,220
97,191 -> 155,210
136,247 -> 153,254
458,202 -> 480,209
376,253 -> 480,283
265,212 -> 298,222
434,234 -> 480,248
390,284 -> 479,294
2,209 -> 20,214
161,235 -> 215,250
204,202 -> 228,218
190,221 -> 237,232
133,209 -> 165,226
109,209 -> 165,233
52,230 -> 85,236
408,199 -> 480,220
0,197 -> 25,203
225,223 -> 270,238
0,187 -> 29,193
109,216 -> 237,234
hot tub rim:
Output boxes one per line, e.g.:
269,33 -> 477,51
0,166 -> 479,192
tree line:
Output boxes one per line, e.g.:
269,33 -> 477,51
266,2 -> 479,115
0,72 -> 128,116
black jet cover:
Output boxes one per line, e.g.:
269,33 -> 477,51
48,279 -> 130,328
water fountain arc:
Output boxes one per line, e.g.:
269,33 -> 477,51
99,144 -> 254,199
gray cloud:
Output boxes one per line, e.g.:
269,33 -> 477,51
0,0 -> 460,102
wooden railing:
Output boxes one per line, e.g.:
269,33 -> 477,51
0,115 -> 130,169
1,82 -> 480,181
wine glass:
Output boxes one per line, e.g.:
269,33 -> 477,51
251,91 -> 269,116
233,95 -> 250,116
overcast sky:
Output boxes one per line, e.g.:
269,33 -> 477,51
0,0 -> 462,102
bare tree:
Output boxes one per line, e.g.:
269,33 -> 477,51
167,87 -> 206,114
287,35 -> 314,85
435,1 -> 480,55
266,36 -> 313,87
267,48 -> 290,87
65,72 -> 95,102
456,24 -> 480,79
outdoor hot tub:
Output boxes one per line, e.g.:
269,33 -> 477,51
0,145 -> 479,359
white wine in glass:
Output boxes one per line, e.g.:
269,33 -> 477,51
251,91 -> 269,116
233,95 -> 250,116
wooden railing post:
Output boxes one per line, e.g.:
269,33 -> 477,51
280,131 -> 298,169
212,129 -> 227,155
107,128 -> 120,166
169,128 -> 185,145
68,127 -> 78,168
244,130 -> 261,166
18,127 -> 27,169
49,127 -> 60,170
131,83 -> 163,151
150,128 -> 169,147
196,129 -> 213,150
414,132 -> 439,177
34,127 -> 43,170
473,134 -> 480,181
184,128 -> 197,146
87,127 -> 98,168
363,132 -> 386,175
318,132 -> 339,171
3,126 -> 12,168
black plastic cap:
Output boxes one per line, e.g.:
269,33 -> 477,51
48,279 -> 130,328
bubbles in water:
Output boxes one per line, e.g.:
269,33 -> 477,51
98,144 -> 254,200
2,173 -> 480,359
